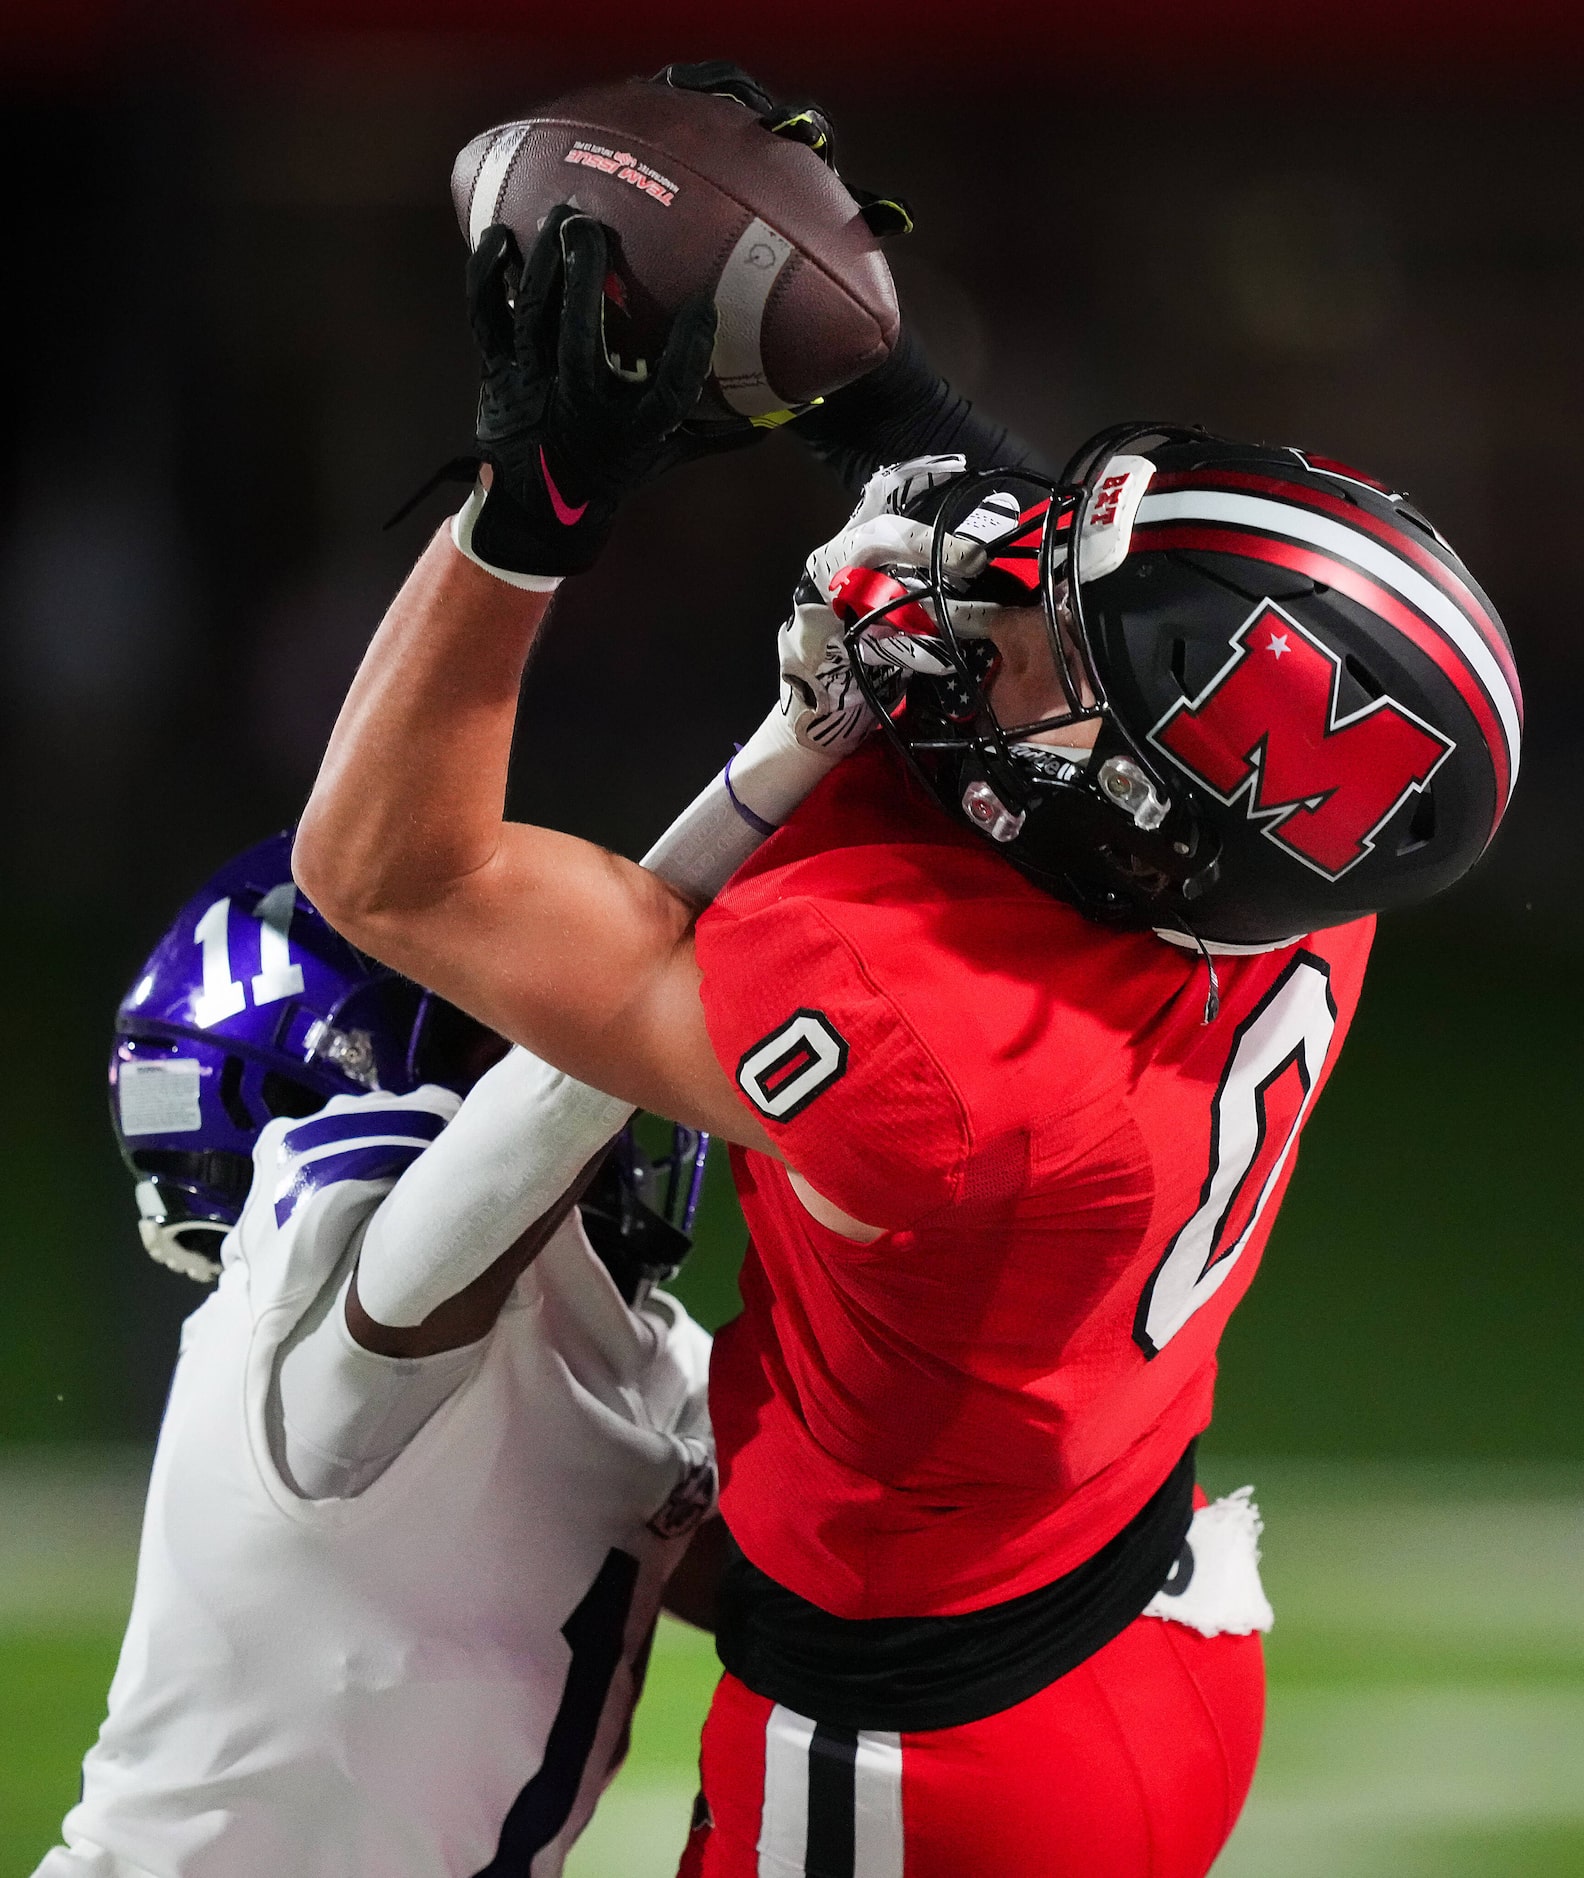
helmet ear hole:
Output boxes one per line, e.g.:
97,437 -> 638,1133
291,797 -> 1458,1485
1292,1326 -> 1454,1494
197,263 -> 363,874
1398,787 -> 1437,854
1170,638 -> 1189,695
261,1071 -> 322,1119
218,1056 -> 252,1131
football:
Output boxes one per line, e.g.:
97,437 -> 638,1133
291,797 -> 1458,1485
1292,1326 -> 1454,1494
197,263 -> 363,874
451,77 -> 899,429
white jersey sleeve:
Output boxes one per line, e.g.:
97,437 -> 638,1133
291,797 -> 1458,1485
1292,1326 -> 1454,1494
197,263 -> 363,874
272,1267 -> 487,1500
220,1085 -> 472,1501
231,1085 -> 460,1311
268,1052 -> 634,1500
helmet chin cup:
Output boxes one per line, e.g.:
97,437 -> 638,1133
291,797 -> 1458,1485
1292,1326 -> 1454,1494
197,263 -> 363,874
135,1180 -> 227,1281
138,1218 -> 226,1283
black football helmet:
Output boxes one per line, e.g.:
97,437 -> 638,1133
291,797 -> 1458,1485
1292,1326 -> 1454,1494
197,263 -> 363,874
837,425 -> 1522,946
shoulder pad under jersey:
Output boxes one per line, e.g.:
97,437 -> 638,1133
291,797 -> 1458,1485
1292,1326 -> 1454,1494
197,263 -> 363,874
231,1087 -> 461,1306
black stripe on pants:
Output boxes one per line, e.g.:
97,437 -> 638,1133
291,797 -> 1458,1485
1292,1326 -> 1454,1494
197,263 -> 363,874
805,1722 -> 859,1878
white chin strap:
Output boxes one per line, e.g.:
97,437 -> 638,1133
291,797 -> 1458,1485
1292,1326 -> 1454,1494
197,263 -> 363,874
1151,927 -> 1301,957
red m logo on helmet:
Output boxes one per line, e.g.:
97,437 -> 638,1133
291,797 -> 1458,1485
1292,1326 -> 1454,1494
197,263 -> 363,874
1150,603 -> 1454,878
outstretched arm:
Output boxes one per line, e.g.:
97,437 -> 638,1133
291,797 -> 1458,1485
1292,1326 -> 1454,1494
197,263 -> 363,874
797,324 -> 1057,494
296,208 -> 781,1148
295,528 -> 759,1142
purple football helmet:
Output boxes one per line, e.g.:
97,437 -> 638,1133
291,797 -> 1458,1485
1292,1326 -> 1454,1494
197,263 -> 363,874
110,831 -> 506,1280
111,831 -> 711,1294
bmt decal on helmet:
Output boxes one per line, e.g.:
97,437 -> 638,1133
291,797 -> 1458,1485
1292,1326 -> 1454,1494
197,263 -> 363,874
736,1009 -> 849,1122
1150,601 -> 1454,880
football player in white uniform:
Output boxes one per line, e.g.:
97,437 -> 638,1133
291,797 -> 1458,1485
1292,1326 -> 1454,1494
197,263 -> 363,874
36,682 -> 851,1878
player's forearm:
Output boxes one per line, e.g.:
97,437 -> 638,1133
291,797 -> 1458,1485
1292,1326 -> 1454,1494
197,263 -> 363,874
797,326 -> 1057,493
294,526 -> 550,929
352,1050 -> 634,1336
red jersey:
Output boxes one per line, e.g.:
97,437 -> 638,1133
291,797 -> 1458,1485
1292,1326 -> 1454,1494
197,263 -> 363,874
695,741 -> 1372,1619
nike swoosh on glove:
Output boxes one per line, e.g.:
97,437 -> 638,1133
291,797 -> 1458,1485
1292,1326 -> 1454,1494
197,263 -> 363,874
456,208 -> 720,584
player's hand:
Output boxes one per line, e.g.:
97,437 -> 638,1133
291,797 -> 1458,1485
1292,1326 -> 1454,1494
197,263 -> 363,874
775,594 -> 878,756
777,457 -> 973,755
657,61 -> 911,237
459,209 -> 719,582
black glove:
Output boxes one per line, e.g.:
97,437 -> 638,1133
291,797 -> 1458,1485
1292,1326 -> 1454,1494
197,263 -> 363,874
656,60 -> 913,237
656,65 -> 1040,490
462,206 -> 719,580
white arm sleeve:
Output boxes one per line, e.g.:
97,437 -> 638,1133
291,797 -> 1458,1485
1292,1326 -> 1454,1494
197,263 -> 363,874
353,1050 -> 633,1327
638,703 -> 840,905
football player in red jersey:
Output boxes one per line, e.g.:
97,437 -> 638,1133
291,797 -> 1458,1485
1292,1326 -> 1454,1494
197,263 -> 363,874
295,180 -> 1521,1876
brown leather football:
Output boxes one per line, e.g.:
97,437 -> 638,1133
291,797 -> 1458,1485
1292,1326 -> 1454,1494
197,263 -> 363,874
451,77 -> 899,428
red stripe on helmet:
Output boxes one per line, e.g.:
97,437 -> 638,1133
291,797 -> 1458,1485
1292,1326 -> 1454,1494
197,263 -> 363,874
1130,522 -> 1513,825
1150,469 -> 1522,722
988,497 -> 1058,591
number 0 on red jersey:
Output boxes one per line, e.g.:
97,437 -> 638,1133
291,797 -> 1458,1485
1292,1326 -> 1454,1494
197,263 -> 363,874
696,743 -> 1372,1621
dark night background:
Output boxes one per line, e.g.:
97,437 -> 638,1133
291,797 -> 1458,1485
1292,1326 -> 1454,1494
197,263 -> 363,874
2,0 -> 1581,1468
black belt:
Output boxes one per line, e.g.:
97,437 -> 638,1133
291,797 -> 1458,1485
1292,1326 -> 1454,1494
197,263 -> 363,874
715,1441 -> 1196,1733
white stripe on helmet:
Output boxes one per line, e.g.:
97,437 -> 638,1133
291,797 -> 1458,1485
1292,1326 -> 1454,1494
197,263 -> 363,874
1133,488 -> 1521,799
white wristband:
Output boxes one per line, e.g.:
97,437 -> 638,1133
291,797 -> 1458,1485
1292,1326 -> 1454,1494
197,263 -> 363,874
450,483 -> 563,594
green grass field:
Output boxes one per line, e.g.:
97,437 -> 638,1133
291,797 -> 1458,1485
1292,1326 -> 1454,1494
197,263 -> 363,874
4,1451 -> 1582,1876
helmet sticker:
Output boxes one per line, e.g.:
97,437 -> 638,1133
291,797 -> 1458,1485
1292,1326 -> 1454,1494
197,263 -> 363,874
1131,484 -> 1519,808
1076,452 -> 1155,581
118,1059 -> 203,1136
190,889 -> 307,1030
1151,601 -> 1453,880
736,1009 -> 849,1122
